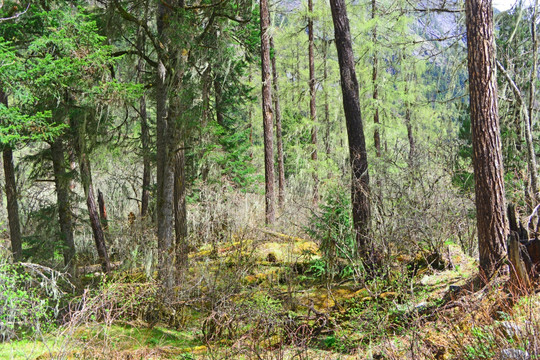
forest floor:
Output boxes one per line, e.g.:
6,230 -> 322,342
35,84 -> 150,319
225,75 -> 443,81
1,230 -> 538,359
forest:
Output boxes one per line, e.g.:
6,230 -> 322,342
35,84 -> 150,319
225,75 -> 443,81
1,0 -> 540,359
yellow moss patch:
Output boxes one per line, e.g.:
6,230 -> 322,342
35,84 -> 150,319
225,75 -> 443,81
294,241 -> 319,255
243,268 -> 281,285
379,292 -> 399,300
179,345 -> 208,354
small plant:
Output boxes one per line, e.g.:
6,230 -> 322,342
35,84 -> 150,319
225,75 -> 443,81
308,259 -> 327,279
307,186 -> 355,279
464,326 -> 496,359
0,262 -> 69,341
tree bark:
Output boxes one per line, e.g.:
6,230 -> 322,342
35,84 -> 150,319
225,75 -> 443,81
0,89 -> 22,262
308,0 -> 319,204
465,0 -> 508,278
270,36 -> 285,208
372,0 -> 381,158
135,14 -> 151,219
97,189 -> 109,232
3,148 -> 21,262
404,77 -> 415,165
528,0 -> 539,202
73,114 -> 111,273
140,93 -> 151,218
260,0 -> 276,225
329,0 -> 372,259
156,1 -> 177,292
174,146 -> 188,272
214,77 -> 225,127
323,35 -> 331,156
51,139 -> 75,273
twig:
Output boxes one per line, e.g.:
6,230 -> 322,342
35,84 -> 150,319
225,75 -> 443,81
0,2 -> 31,22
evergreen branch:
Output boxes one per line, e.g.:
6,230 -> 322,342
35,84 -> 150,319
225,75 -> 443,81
184,0 -> 226,10
213,12 -> 251,23
111,50 -> 158,68
112,1 -> 164,61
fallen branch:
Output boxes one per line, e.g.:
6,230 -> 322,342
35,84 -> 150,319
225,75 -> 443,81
0,2 -> 30,22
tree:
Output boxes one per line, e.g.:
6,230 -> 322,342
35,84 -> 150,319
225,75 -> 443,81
1,122 -> 22,262
270,36 -> 285,208
371,0 -> 381,158
465,0 -> 508,278
496,1 -> 540,206
308,0 -> 318,203
261,0 -> 276,224
329,0 -> 372,260
50,139 -> 75,274
155,0 -> 179,293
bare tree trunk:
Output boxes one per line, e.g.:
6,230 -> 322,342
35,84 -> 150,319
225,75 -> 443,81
214,77 -> 225,127
51,139 -> 75,273
68,145 -> 77,191
156,1 -> 176,292
270,36 -> 285,208
528,0 -> 539,202
329,0 -> 372,260
260,0 -> 276,225
308,0 -> 319,204
405,107 -> 415,164
174,146 -> 188,272
465,0 -> 508,278
372,0 -> 381,158
136,16 -> 151,219
73,114 -> 111,273
97,189 -> 109,233
323,35 -> 331,156
140,94 -> 151,218
404,78 -> 415,165
248,70 -> 254,159
3,148 -> 21,262
0,89 -> 22,261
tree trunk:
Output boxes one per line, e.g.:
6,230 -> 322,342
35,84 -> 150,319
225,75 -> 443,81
174,146 -> 188,272
528,0 -> 539,202
270,36 -> 285,208
465,0 -> 508,278
137,6 -> 151,220
248,69 -> 254,159
329,0 -> 372,260
0,89 -> 22,262
308,0 -> 319,204
404,78 -> 415,165
140,93 -> 151,218
405,107 -> 415,164
51,139 -> 75,273
372,0 -> 381,158
214,77 -> 225,127
3,148 -> 22,262
156,1 -> 176,292
260,0 -> 276,225
73,114 -> 111,273
97,189 -> 109,232
323,36 -> 331,156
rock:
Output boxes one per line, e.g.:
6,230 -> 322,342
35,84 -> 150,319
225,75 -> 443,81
499,321 -> 527,341
498,348 -> 530,360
